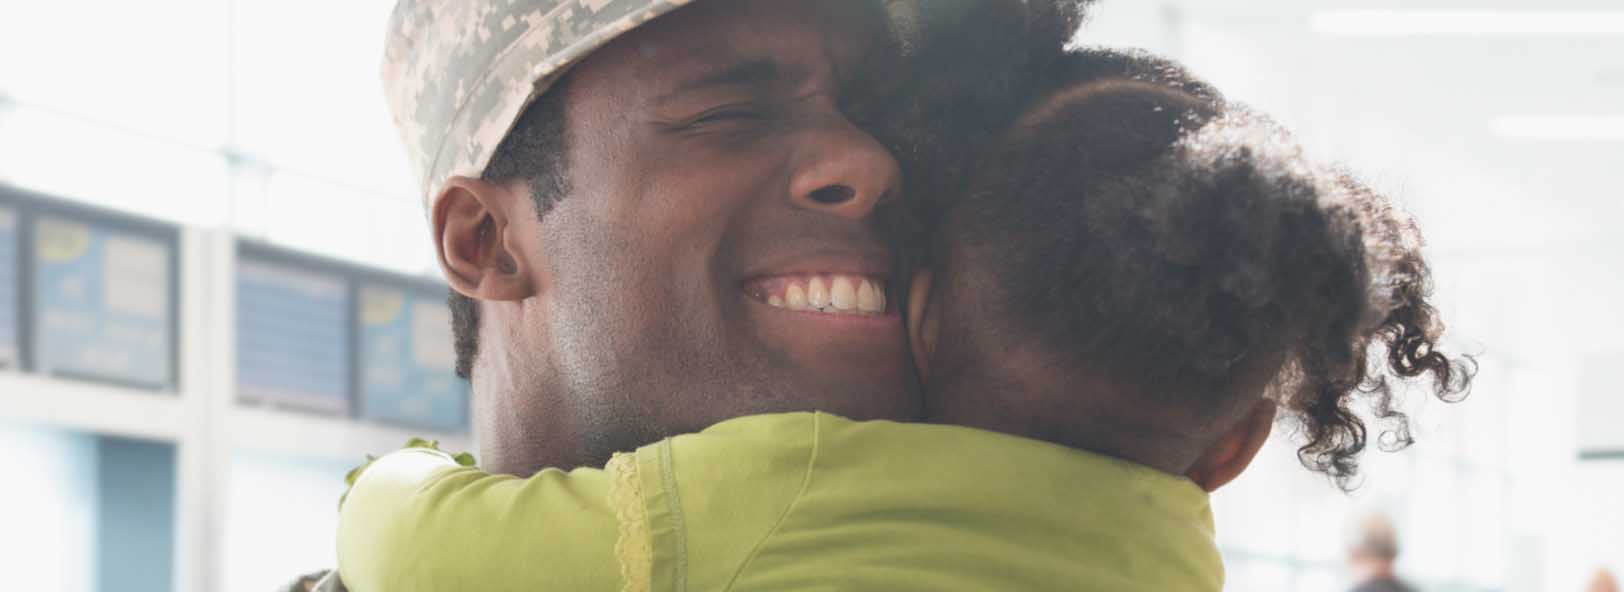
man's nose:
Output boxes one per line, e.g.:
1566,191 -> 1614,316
786,116 -> 902,220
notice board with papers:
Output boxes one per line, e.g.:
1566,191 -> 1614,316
0,206 -> 17,369
236,256 -> 352,415
357,284 -> 467,433
32,215 -> 175,389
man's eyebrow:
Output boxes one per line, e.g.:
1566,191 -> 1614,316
659,58 -> 785,103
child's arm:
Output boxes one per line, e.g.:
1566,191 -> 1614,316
336,447 -> 622,592
336,413 -> 831,591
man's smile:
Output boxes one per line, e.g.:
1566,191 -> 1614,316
746,274 -> 888,316
738,249 -> 900,328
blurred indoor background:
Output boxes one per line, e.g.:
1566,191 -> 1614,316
0,0 -> 1618,590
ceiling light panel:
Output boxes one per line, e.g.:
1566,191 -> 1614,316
1312,10 -> 1624,37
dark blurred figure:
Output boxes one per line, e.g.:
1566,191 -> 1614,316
1589,568 -> 1620,592
282,570 -> 329,592
1347,513 -> 1416,592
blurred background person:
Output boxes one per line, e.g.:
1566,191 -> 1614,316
1348,512 -> 1416,592
1590,569 -> 1620,592
281,571 -> 329,592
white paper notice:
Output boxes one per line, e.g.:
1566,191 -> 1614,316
103,234 -> 168,319
411,301 -> 455,372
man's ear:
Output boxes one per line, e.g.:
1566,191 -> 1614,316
1185,399 -> 1277,492
906,270 -> 937,382
433,176 -> 537,302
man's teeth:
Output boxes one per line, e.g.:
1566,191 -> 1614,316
762,275 -> 886,315
808,277 -> 829,309
787,283 -> 808,309
857,280 -> 880,312
831,277 -> 855,311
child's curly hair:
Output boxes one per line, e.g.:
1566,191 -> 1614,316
893,0 -> 1474,489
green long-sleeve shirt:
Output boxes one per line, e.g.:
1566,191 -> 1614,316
338,412 -> 1224,591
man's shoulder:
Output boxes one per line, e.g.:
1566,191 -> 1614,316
1351,577 -> 1418,592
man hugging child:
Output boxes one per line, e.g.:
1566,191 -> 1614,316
336,2 -> 1473,591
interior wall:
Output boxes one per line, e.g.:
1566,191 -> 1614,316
0,421 -> 97,592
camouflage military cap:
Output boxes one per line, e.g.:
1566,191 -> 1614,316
382,0 -> 696,211
384,0 -> 923,212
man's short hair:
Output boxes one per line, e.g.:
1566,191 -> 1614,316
447,79 -> 572,379
1348,513 -> 1401,560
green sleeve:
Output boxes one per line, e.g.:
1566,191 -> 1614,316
336,448 -> 621,592
636,412 -> 822,591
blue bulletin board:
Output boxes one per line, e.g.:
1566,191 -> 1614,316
32,216 -> 174,389
358,285 -> 467,432
0,207 -> 17,369
236,258 -> 352,415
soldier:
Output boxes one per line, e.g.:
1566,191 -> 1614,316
1347,513 -> 1418,592
314,0 -> 927,589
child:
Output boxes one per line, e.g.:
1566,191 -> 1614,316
337,7 -> 1472,592
898,50 -> 1473,491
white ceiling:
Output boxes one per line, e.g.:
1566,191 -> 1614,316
1082,0 -> 1623,253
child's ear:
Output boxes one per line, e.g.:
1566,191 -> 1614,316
906,270 -> 937,382
1185,399 -> 1277,492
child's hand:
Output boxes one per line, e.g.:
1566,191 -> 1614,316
340,438 -> 477,510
